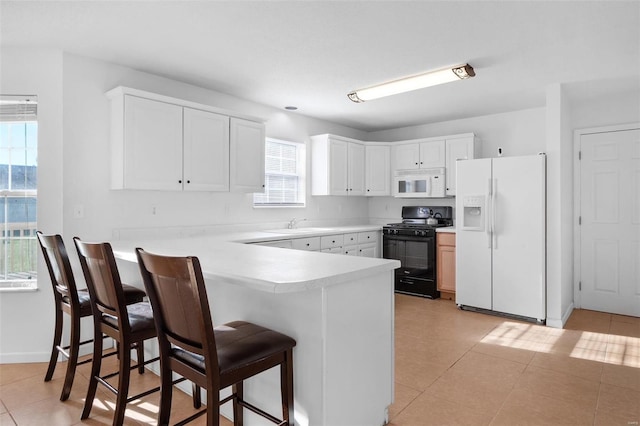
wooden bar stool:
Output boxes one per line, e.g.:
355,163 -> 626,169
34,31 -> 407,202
36,232 -> 146,401
74,238 -> 163,426
136,248 -> 296,426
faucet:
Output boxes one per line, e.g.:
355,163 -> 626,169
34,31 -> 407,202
287,218 -> 306,229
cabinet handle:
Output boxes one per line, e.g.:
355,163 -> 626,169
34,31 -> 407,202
367,189 -> 370,192
306,243 -> 310,247
187,180 -> 191,184
178,180 -> 182,184
415,162 -> 418,165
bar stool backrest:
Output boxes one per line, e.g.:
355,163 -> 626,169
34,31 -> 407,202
74,238 -> 130,332
135,249 -> 219,378
37,232 -> 80,305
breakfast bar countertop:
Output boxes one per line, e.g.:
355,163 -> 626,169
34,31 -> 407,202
110,228 -> 399,294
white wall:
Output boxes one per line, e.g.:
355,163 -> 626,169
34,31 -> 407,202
61,53 -> 370,243
0,48 -> 64,362
366,108 -> 546,224
0,49 -> 370,362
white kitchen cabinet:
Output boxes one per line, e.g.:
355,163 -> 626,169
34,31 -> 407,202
392,139 -> 445,170
445,135 -> 480,196
311,134 -> 365,196
365,145 -> 391,196
230,117 -> 265,193
358,244 -> 377,258
348,142 -> 366,195
291,237 -> 321,251
183,107 -> 230,191
117,95 -> 184,190
107,86 -> 264,193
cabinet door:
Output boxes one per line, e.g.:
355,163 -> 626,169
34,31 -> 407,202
419,140 -> 445,168
392,143 -> 420,170
445,137 -> 474,196
230,118 -> 265,193
123,95 -> 183,190
437,245 -> 456,292
329,139 -> 349,195
365,145 -> 390,196
358,243 -> 378,258
183,108 -> 229,191
348,142 -> 365,195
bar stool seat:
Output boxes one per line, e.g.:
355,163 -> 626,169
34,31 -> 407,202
173,321 -> 296,375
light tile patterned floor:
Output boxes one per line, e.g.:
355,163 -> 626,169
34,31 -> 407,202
1,295 -> 638,425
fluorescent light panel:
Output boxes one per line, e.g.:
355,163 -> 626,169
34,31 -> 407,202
348,64 -> 475,103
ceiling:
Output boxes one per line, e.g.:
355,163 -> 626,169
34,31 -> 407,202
1,1 -> 639,132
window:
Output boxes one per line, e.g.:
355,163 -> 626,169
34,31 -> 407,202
254,138 -> 305,207
0,96 -> 38,290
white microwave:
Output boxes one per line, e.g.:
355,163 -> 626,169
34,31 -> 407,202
393,168 -> 446,198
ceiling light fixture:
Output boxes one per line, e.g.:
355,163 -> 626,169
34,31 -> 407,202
347,64 -> 475,103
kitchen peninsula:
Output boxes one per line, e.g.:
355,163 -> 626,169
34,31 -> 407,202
110,230 -> 400,426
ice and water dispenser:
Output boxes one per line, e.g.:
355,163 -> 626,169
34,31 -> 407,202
462,195 -> 485,231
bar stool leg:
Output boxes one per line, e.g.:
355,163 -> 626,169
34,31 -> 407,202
44,302 -> 63,383
81,325 -> 104,420
59,311 -> 81,401
113,341 -> 132,426
281,349 -> 294,426
233,382 -> 244,426
136,341 -> 145,374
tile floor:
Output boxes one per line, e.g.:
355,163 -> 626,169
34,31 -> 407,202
1,295 -> 639,425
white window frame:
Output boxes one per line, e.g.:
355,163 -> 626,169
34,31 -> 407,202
0,97 -> 38,291
253,138 -> 306,208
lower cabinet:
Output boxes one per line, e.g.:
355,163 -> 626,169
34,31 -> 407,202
436,232 -> 456,300
254,231 -> 380,258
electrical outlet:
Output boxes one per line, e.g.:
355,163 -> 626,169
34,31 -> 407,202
73,205 -> 84,219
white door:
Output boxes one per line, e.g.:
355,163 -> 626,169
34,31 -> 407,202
491,155 -> 546,320
456,158 -> 493,310
348,142 -> 365,195
579,128 -> 640,317
183,108 -> 229,191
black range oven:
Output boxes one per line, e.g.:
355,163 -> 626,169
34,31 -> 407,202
383,206 -> 453,299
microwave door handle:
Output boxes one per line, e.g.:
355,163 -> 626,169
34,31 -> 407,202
426,177 -> 431,196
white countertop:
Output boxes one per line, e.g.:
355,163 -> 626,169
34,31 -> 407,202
435,226 -> 456,233
111,226 -> 399,294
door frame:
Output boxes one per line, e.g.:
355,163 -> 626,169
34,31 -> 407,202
573,122 -> 640,309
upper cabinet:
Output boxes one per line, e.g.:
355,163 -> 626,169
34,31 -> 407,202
311,134 -> 365,196
392,139 -> 445,170
107,87 -> 264,192
229,117 -> 265,193
445,135 -> 480,196
365,145 -> 391,196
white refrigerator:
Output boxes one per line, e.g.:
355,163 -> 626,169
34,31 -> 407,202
455,154 -> 546,322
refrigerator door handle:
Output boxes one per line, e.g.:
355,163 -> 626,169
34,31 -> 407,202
487,178 -> 492,248
492,178 -> 498,249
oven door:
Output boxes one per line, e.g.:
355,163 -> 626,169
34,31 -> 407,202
383,233 -> 438,298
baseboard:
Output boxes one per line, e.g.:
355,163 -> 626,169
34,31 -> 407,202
0,351 -> 51,364
546,302 -> 575,329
